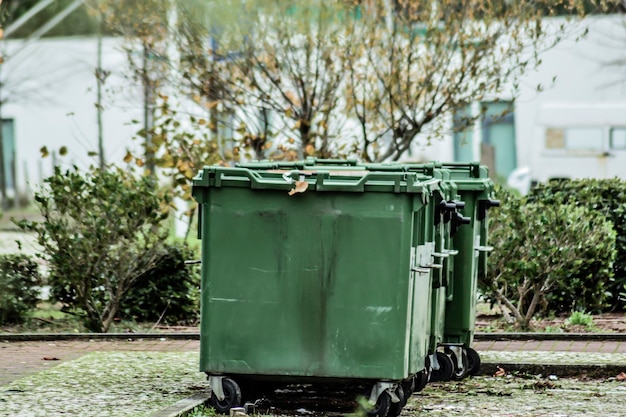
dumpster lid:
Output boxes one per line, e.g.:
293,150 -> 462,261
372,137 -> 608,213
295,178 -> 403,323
193,166 -> 439,194
267,169 -> 370,177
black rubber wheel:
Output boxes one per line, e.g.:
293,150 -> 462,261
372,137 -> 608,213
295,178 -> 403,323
238,380 -> 263,403
401,377 -> 415,398
447,348 -> 469,381
210,377 -> 242,413
366,390 -> 391,417
414,356 -> 430,392
414,369 -> 429,392
466,347 -> 482,376
387,385 -> 405,417
430,351 -> 454,382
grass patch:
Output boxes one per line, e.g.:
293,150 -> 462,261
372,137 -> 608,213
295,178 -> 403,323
567,311 -> 594,327
30,302 -> 72,320
187,405 -> 217,417
1,302 -> 200,334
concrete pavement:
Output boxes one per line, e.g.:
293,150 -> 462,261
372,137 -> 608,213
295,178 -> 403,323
2,335 -> 625,386
2,335 -> 626,417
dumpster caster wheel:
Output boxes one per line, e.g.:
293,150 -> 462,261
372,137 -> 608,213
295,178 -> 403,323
366,391 -> 391,417
210,377 -> 242,413
414,356 -> 430,392
466,347 -> 481,376
387,385 -> 405,417
401,377 -> 415,397
447,348 -> 469,381
430,351 -> 454,382
414,369 -> 429,392
239,380 -> 263,403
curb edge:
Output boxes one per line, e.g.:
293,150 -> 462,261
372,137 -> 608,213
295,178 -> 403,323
148,392 -> 211,417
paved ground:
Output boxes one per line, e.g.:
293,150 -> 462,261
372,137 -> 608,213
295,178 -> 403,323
0,338 -> 199,386
2,338 -> 625,387
473,339 -> 626,354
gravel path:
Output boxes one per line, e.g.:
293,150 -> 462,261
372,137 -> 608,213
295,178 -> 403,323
409,376 -> 626,416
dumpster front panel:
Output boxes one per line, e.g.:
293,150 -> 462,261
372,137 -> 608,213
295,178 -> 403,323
198,187 -> 415,380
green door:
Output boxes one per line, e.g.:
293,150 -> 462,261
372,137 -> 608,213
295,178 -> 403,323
481,102 -> 516,180
1,119 -> 15,191
453,105 -> 474,162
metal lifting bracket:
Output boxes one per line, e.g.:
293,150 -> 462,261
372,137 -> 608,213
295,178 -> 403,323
369,381 -> 400,405
208,375 -> 225,401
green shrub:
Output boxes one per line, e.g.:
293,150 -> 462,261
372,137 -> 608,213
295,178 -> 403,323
119,242 -> 200,325
566,311 -> 594,327
16,167 -> 171,332
0,254 -> 42,325
528,178 -> 626,310
481,187 -> 616,329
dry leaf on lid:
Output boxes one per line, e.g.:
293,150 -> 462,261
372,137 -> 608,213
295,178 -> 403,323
288,181 -> 308,196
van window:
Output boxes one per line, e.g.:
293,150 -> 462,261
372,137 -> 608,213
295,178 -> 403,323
610,128 -> 626,150
565,127 -> 603,151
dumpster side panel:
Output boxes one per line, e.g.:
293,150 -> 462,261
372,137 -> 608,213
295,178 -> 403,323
199,188 -> 412,380
408,205 -> 431,374
444,190 -> 481,345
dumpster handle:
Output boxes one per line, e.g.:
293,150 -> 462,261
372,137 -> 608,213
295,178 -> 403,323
475,245 -> 494,252
444,249 -> 459,256
432,252 -> 449,258
184,260 -> 201,265
305,157 -> 358,166
478,199 -> 501,220
411,267 -> 431,274
417,263 -> 443,270
281,170 -> 306,184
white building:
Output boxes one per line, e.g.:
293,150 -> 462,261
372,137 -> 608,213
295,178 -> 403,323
1,35 -> 144,200
2,14 -> 626,201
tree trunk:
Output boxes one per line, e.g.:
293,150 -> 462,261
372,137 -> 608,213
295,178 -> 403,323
142,42 -> 156,177
0,80 -> 7,210
523,283 -> 543,330
299,120 -> 311,158
96,13 -> 106,170
494,285 -> 525,328
101,298 -> 121,333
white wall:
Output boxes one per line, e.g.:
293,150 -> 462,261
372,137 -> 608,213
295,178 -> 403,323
1,36 -> 145,195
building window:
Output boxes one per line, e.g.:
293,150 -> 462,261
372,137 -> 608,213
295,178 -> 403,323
0,119 -> 16,208
610,127 -> 626,150
545,127 -> 603,151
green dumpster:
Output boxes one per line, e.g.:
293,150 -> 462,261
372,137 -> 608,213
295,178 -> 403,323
406,162 -> 498,378
192,165 -> 439,415
382,164 -> 457,383
426,172 -> 467,382
439,163 -> 499,374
